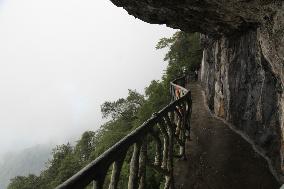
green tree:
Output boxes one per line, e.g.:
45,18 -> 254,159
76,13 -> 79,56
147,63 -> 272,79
156,32 -> 202,81
138,80 -> 170,122
40,143 -> 80,188
101,89 -> 145,121
8,175 -> 41,189
75,131 -> 96,163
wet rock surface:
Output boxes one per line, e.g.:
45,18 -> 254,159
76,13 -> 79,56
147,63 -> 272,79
174,83 -> 280,189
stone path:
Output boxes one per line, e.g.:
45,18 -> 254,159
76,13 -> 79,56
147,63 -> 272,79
174,83 -> 280,189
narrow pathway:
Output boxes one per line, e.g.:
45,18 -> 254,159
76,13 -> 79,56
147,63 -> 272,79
174,83 -> 280,189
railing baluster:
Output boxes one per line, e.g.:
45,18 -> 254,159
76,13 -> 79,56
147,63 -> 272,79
92,180 -> 95,189
163,116 -> 175,189
138,141 -> 147,189
158,119 -> 169,170
179,103 -> 187,159
150,129 -> 162,166
128,142 -> 142,189
174,107 -> 182,136
164,113 -> 185,160
94,172 -> 107,189
185,96 -> 192,138
108,152 -> 127,189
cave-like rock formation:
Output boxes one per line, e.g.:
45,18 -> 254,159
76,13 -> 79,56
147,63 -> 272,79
110,0 -> 284,183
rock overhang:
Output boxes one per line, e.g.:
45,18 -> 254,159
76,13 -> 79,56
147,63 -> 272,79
110,0 -> 281,37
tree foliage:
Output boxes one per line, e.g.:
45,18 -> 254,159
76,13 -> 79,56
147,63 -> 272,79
8,175 -> 42,189
157,32 -> 202,81
101,90 -> 145,121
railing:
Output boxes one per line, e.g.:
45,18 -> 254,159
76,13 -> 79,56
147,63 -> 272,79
170,76 -> 189,101
56,76 -> 192,189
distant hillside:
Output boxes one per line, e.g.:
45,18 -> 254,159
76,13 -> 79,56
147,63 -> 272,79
0,144 -> 52,189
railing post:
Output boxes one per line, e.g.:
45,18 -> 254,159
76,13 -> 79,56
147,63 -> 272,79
158,119 -> 169,170
128,141 -> 142,189
94,174 -> 106,189
150,129 -> 162,166
179,103 -> 187,160
138,141 -> 147,189
164,115 -> 175,189
108,152 -> 127,189
93,180 -> 96,189
185,95 -> 192,139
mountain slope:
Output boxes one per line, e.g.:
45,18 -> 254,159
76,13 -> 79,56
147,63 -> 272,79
0,145 -> 52,189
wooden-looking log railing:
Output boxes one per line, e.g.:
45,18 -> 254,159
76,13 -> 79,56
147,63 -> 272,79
56,76 -> 192,189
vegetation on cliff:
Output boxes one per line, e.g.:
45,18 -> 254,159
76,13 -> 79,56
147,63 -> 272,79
7,31 -> 202,189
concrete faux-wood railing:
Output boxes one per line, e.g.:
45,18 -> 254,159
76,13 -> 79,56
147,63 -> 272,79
56,76 -> 192,189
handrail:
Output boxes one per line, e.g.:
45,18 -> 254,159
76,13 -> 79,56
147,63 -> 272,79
56,76 -> 192,189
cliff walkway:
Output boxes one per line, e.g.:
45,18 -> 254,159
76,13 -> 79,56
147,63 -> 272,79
174,83 -> 280,189
56,76 -> 192,189
55,77 -> 280,189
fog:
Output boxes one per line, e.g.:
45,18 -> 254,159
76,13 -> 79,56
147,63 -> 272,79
0,0 -> 175,157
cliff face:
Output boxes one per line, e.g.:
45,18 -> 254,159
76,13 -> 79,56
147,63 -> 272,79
201,31 -> 282,180
110,0 -> 284,182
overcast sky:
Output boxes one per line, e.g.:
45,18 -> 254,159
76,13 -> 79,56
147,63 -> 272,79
0,0 -> 175,156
